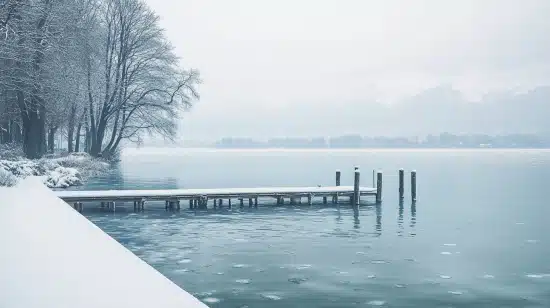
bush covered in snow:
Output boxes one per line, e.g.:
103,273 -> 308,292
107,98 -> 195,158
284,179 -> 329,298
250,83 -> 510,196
0,167 -> 17,187
44,167 -> 82,188
0,151 -> 110,188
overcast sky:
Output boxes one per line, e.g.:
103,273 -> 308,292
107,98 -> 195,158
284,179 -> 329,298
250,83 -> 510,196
145,0 -> 550,140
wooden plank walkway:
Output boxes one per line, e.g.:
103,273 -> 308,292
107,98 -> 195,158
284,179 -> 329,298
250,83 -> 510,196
54,169 -> 418,212
55,186 -> 376,202
55,186 -> 378,212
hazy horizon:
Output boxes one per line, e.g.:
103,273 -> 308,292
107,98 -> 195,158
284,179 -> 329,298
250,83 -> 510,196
144,0 -> 550,141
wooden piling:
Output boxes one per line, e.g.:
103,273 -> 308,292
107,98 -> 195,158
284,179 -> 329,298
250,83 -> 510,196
323,196 -> 328,204
411,170 -> 417,202
254,197 -> 258,208
218,199 -> 223,207
307,194 -> 312,205
240,198 -> 244,207
189,199 -> 193,209
228,199 -> 232,209
399,169 -> 404,200
376,171 -> 383,204
353,169 -> 360,206
333,169 -> 341,204
248,198 -> 253,207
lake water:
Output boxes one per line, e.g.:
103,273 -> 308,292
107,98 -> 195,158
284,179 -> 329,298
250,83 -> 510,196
79,149 -> 550,307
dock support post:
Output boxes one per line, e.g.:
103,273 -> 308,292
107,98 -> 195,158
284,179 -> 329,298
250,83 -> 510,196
323,196 -> 328,204
354,169 -> 360,206
248,198 -> 253,207
254,197 -> 258,208
193,199 -> 198,209
189,199 -> 193,209
228,199 -> 232,209
334,170 -> 341,203
140,200 -> 145,211
307,194 -> 312,205
411,170 -> 417,203
218,199 -> 223,207
165,200 -> 169,210
376,171 -> 383,204
399,169 -> 404,200
240,198 -> 244,208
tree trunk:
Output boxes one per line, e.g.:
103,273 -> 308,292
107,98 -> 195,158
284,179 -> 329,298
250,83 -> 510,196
11,121 -> 22,143
21,110 -> 45,159
67,105 -> 76,153
0,121 -> 10,144
19,91 -> 46,159
47,126 -> 57,153
84,127 -> 90,153
75,122 -> 82,152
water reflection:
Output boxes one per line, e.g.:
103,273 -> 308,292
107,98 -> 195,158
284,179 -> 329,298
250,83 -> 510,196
398,201 -> 404,236
375,204 -> 382,235
410,202 -> 417,236
353,208 -> 360,229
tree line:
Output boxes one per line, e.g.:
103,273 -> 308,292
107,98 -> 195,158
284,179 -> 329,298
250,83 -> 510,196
0,0 -> 200,159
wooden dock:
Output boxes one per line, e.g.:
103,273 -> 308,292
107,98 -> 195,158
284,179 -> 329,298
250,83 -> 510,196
55,169 -> 417,212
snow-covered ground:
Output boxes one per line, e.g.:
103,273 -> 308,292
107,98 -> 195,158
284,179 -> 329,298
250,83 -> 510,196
0,177 -> 208,308
0,150 -> 110,188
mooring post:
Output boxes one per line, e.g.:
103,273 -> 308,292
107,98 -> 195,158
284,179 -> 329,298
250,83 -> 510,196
376,171 -> 383,204
399,169 -> 404,200
333,169 -> 341,204
411,170 -> 417,202
354,169 -> 360,206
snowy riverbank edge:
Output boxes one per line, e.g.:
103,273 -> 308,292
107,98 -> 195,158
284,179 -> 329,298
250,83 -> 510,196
0,152 -> 110,189
0,178 -> 208,308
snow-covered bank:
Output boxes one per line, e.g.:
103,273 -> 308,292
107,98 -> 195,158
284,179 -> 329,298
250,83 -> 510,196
0,151 -> 110,188
0,178 -> 208,308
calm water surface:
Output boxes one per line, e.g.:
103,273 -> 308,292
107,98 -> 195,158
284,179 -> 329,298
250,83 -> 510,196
79,149 -> 550,307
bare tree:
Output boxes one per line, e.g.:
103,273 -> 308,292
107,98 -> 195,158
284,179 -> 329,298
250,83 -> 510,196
1,0 -> 199,158
86,0 -> 200,158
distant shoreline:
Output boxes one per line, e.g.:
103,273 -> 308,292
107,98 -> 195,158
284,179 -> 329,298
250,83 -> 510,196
125,147 -> 550,152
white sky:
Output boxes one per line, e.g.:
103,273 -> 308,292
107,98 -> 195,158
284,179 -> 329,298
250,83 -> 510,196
145,0 -> 550,140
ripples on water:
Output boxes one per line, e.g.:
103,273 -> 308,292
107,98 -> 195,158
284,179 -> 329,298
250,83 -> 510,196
82,149 -> 550,307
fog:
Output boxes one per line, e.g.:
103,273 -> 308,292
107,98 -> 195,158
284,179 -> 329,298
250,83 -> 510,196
145,0 -> 550,141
